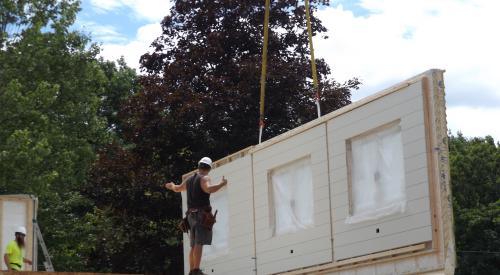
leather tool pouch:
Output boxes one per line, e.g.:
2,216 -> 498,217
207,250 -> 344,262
178,216 -> 189,233
201,209 -> 218,231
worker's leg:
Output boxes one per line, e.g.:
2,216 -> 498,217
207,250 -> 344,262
188,212 -> 197,273
189,247 -> 195,271
190,211 -> 212,274
193,244 -> 203,269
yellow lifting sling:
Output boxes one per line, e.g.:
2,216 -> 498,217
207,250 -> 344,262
258,0 -> 321,144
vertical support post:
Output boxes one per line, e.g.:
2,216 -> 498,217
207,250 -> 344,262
0,200 -> 3,270
251,154 -> 258,274
32,196 -> 38,271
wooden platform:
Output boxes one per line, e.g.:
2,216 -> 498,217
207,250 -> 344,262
0,272 -> 138,275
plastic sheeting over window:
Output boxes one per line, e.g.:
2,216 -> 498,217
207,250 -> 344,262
203,188 -> 229,259
270,157 -> 314,236
346,123 -> 406,224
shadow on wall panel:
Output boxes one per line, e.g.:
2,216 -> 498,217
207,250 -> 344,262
180,69 -> 455,275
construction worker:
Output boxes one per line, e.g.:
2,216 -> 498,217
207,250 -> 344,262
165,157 -> 227,275
3,226 -> 32,271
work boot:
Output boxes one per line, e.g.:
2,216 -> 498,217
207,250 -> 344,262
190,268 -> 207,275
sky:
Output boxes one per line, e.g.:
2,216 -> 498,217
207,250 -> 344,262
76,0 -> 499,141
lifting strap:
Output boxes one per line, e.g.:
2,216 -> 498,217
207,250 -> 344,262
305,0 -> 321,118
259,0 -> 271,144
258,0 -> 321,144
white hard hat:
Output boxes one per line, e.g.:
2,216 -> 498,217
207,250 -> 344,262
198,157 -> 213,168
15,226 -> 27,235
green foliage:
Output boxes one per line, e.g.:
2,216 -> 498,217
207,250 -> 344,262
98,57 -> 139,137
0,0 -> 80,46
449,134 -> 500,275
84,143 -> 183,274
0,0 -> 138,271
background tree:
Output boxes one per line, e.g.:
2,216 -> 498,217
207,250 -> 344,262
449,134 -> 500,275
86,0 -> 359,274
0,0 -> 138,270
0,0 -> 71,45
99,57 -> 140,137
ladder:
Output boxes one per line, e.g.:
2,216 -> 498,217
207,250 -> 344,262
32,219 -> 55,272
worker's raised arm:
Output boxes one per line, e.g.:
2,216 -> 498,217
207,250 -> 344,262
164,178 -> 187,193
200,176 -> 227,194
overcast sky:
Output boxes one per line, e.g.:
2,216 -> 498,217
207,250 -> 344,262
77,0 -> 499,141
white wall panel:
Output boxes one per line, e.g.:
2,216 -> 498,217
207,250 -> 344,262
0,196 -> 36,271
1,201 -> 27,270
253,124 -> 332,275
328,80 -> 433,260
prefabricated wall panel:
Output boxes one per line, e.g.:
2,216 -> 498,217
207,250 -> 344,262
329,79 -> 433,260
253,124 -> 332,274
0,195 -> 37,271
181,69 -> 455,275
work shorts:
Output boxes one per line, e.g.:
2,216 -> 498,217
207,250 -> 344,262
187,210 -> 213,247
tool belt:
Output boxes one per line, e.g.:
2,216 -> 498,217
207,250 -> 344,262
181,206 -> 218,232
178,216 -> 189,233
201,208 -> 217,231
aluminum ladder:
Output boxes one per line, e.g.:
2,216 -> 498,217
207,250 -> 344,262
33,219 -> 55,272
